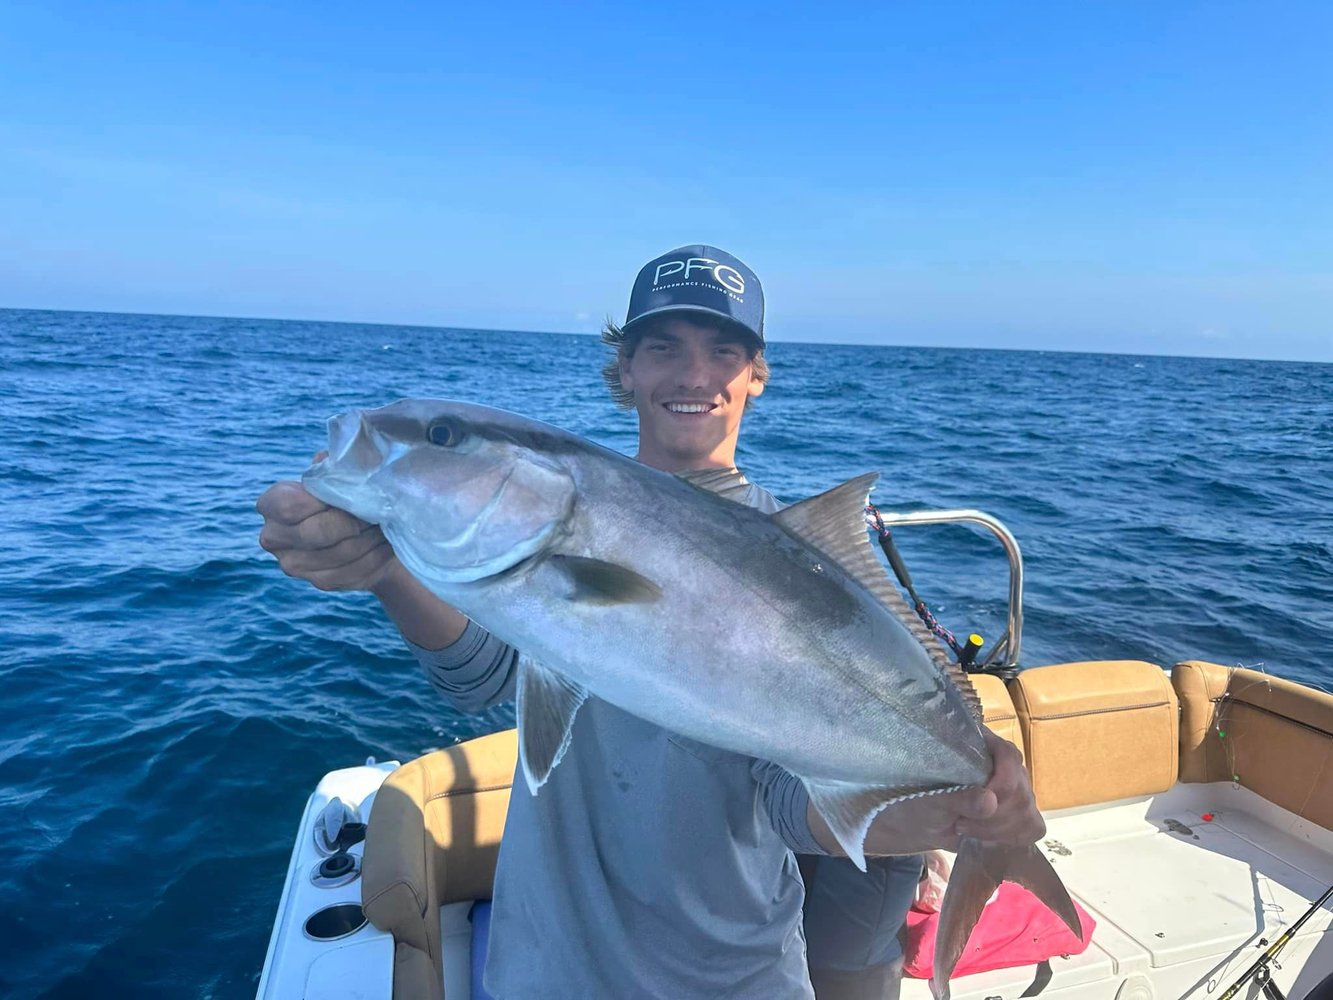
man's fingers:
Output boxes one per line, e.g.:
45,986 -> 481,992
953,732 -> 1044,844
261,506 -> 374,553
294,507 -> 374,549
956,809 -> 1045,844
955,787 -> 998,821
983,730 -> 1024,774
305,540 -> 398,592
276,527 -> 390,576
256,481 -> 328,523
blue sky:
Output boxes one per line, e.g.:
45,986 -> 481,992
2,2 -> 1329,361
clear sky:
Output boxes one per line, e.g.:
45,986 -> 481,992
2,2 -> 1329,361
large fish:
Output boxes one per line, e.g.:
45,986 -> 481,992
302,398 -> 1082,998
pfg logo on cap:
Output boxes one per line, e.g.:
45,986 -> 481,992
625,244 -> 765,346
654,257 -> 746,300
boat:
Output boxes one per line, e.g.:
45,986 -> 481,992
256,509 -> 1333,1000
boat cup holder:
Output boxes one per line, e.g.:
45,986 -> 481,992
303,902 -> 368,942
310,850 -> 362,889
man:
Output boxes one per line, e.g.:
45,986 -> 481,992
257,245 -> 1042,999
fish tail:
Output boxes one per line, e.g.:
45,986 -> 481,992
930,837 -> 1082,1000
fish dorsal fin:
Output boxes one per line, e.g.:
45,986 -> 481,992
515,655 -> 589,794
803,777 -> 970,871
774,474 -> 984,722
772,473 -> 881,563
676,466 -> 756,505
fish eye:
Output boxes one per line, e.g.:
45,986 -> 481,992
427,419 -> 464,447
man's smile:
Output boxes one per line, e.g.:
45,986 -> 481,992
663,401 -> 718,415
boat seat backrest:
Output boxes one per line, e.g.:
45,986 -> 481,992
361,728 -> 517,1000
970,672 -> 1026,761
1174,660 -> 1333,831
1010,660 -> 1178,811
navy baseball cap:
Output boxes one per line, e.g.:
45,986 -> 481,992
623,245 -> 764,347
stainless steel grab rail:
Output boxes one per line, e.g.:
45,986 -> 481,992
871,508 -> 1024,669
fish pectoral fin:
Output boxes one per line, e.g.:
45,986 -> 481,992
549,555 -> 662,606
931,838 -> 1083,1000
515,655 -> 589,794
804,778 -> 957,873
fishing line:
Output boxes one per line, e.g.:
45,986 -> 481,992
1213,662 -> 1275,790
1210,661 -> 1332,839
865,503 -> 985,670
1215,881 -> 1333,1000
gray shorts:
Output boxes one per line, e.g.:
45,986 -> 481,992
802,854 -> 924,972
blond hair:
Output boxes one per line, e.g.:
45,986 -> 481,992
600,317 -> 770,410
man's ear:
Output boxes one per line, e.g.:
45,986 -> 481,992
618,351 -> 635,392
747,370 -> 765,399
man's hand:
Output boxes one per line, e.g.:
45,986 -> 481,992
821,729 -> 1043,857
256,462 -> 470,649
256,478 -> 399,593
953,729 -> 1044,846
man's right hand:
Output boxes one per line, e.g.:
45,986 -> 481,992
256,480 -> 399,593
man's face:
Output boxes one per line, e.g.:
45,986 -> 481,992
618,316 -> 764,472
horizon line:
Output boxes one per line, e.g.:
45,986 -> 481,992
2,303 -> 1326,368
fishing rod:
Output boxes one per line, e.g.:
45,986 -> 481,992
865,504 -> 991,674
1217,881 -> 1333,1000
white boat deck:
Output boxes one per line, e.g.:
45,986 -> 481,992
261,770 -> 1333,999
899,782 -> 1333,999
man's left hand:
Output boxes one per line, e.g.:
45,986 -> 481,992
849,730 -> 1043,857
952,729 -> 1044,846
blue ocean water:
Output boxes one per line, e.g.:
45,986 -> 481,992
1,307 -> 1330,998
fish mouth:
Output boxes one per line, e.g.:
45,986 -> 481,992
300,410 -> 390,519
328,411 -> 380,467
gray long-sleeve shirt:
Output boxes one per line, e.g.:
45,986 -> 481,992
410,472 -> 826,999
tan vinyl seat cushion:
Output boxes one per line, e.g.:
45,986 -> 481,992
1012,660 -> 1177,811
971,672 -> 1025,761
393,941 -> 443,1000
1174,660 -> 1333,830
362,728 -> 517,997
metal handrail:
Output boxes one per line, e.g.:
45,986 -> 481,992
872,508 -> 1024,669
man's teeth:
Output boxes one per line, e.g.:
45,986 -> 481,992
666,403 -> 713,413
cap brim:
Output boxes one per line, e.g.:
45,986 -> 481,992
622,304 -> 763,347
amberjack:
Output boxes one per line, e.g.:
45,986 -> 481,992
303,399 -> 1082,998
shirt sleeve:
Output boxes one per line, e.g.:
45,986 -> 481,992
750,757 -> 831,856
405,619 -> 518,713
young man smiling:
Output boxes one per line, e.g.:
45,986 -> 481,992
615,320 -> 764,471
257,245 -> 1042,999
